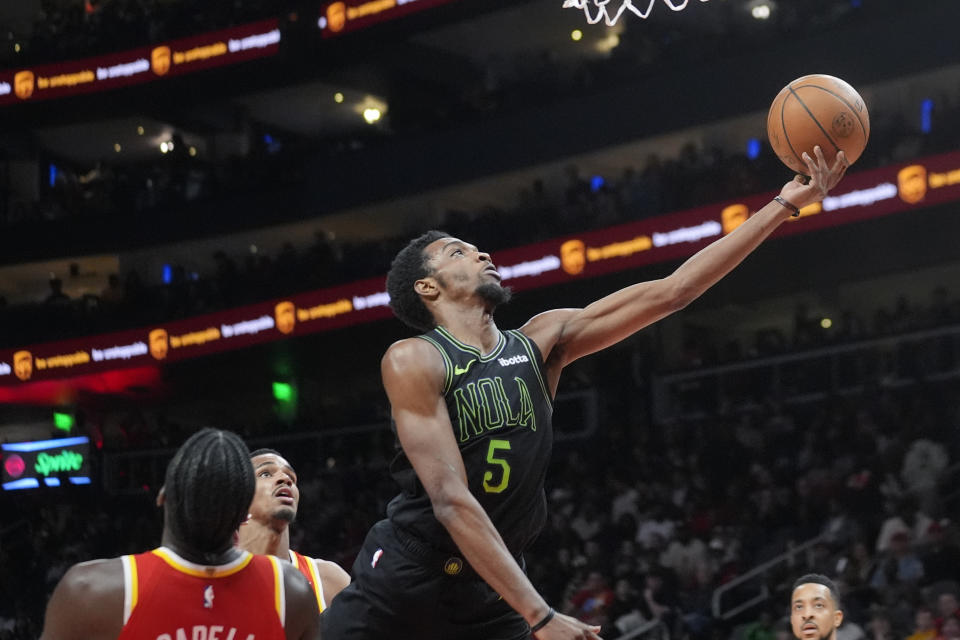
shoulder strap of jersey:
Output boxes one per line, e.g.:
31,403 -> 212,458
416,331 -> 454,394
290,550 -> 326,612
266,555 -> 286,628
120,554 -> 139,626
507,329 -> 552,402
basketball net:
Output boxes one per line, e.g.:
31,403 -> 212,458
562,0 -> 710,26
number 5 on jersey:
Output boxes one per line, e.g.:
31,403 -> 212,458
483,439 -> 511,493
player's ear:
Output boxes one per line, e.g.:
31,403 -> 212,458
834,608 -> 843,628
156,486 -> 166,507
415,277 -> 439,300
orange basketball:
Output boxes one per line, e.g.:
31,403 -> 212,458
767,74 -> 870,175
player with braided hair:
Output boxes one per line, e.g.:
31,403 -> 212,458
40,428 -> 321,640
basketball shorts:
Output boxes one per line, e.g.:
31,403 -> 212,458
320,519 -> 531,640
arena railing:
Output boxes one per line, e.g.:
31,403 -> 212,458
613,617 -> 670,640
710,533 -> 827,621
653,323 -> 960,423
101,389 -> 598,495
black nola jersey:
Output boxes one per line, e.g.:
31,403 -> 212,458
387,326 -> 554,556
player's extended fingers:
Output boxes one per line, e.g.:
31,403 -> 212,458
824,150 -> 849,189
832,150 -> 850,174
814,144 -> 827,167
801,151 -> 817,179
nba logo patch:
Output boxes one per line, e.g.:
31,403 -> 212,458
203,585 -> 215,609
371,548 -> 383,568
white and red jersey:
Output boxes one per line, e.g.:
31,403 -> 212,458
289,550 -> 326,613
118,547 -> 286,640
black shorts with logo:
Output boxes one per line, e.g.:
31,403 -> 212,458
320,519 -> 531,640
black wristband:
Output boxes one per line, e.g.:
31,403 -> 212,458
774,195 -> 801,217
530,608 -> 556,633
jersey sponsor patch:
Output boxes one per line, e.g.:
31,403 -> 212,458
497,355 -> 529,366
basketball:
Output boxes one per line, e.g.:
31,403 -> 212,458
767,74 -> 870,175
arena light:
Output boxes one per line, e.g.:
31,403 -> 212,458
921,98 -> 934,134
334,92 -> 344,103
363,107 -> 382,124
53,412 -> 74,432
571,29 -> 583,41
273,381 -> 294,403
751,3 -> 770,19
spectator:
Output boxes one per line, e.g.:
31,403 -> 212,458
743,609 -> 777,640
875,498 -> 934,554
939,617 -> 960,640
865,608 -> 898,640
869,531 -> 924,593
900,439 -> 949,515
936,592 -> 960,632
907,606 -> 939,640
565,571 -> 616,628
43,277 -> 70,306
920,522 -> 960,585
602,577 -> 647,639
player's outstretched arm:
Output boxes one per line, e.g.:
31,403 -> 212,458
282,563 -> 322,640
40,559 -> 124,640
382,339 -> 601,640
524,147 -> 849,375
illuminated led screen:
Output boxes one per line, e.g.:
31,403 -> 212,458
2,436 -> 92,490
1,150 -> 958,387
0,20 -> 280,106
318,0 -> 459,37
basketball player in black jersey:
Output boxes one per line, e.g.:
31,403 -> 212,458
322,147 -> 848,640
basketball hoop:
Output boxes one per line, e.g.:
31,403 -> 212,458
562,0 -> 710,26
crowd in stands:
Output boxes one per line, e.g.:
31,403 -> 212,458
2,2 -> 958,634
4,81 -> 960,353
3,0 -> 281,66
1,0 -> 945,235
1,322 -> 958,640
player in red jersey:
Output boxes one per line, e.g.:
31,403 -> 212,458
237,448 -> 350,612
40,428 -> 321,640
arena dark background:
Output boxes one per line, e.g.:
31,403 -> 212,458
1,1 -> 959,638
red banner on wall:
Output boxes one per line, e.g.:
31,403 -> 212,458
318,0 -> 458,37
1,149 -> 958,386
0,20 -> 280,106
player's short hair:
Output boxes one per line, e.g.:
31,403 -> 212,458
386,230 -> 450,332
163,428 -> 254,561
792,573 -> 842,609
249,447 -> 282,459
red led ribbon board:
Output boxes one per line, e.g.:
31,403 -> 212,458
1,150 -> 958,386
318,0 -> 458,37
0,20 -> 280,106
